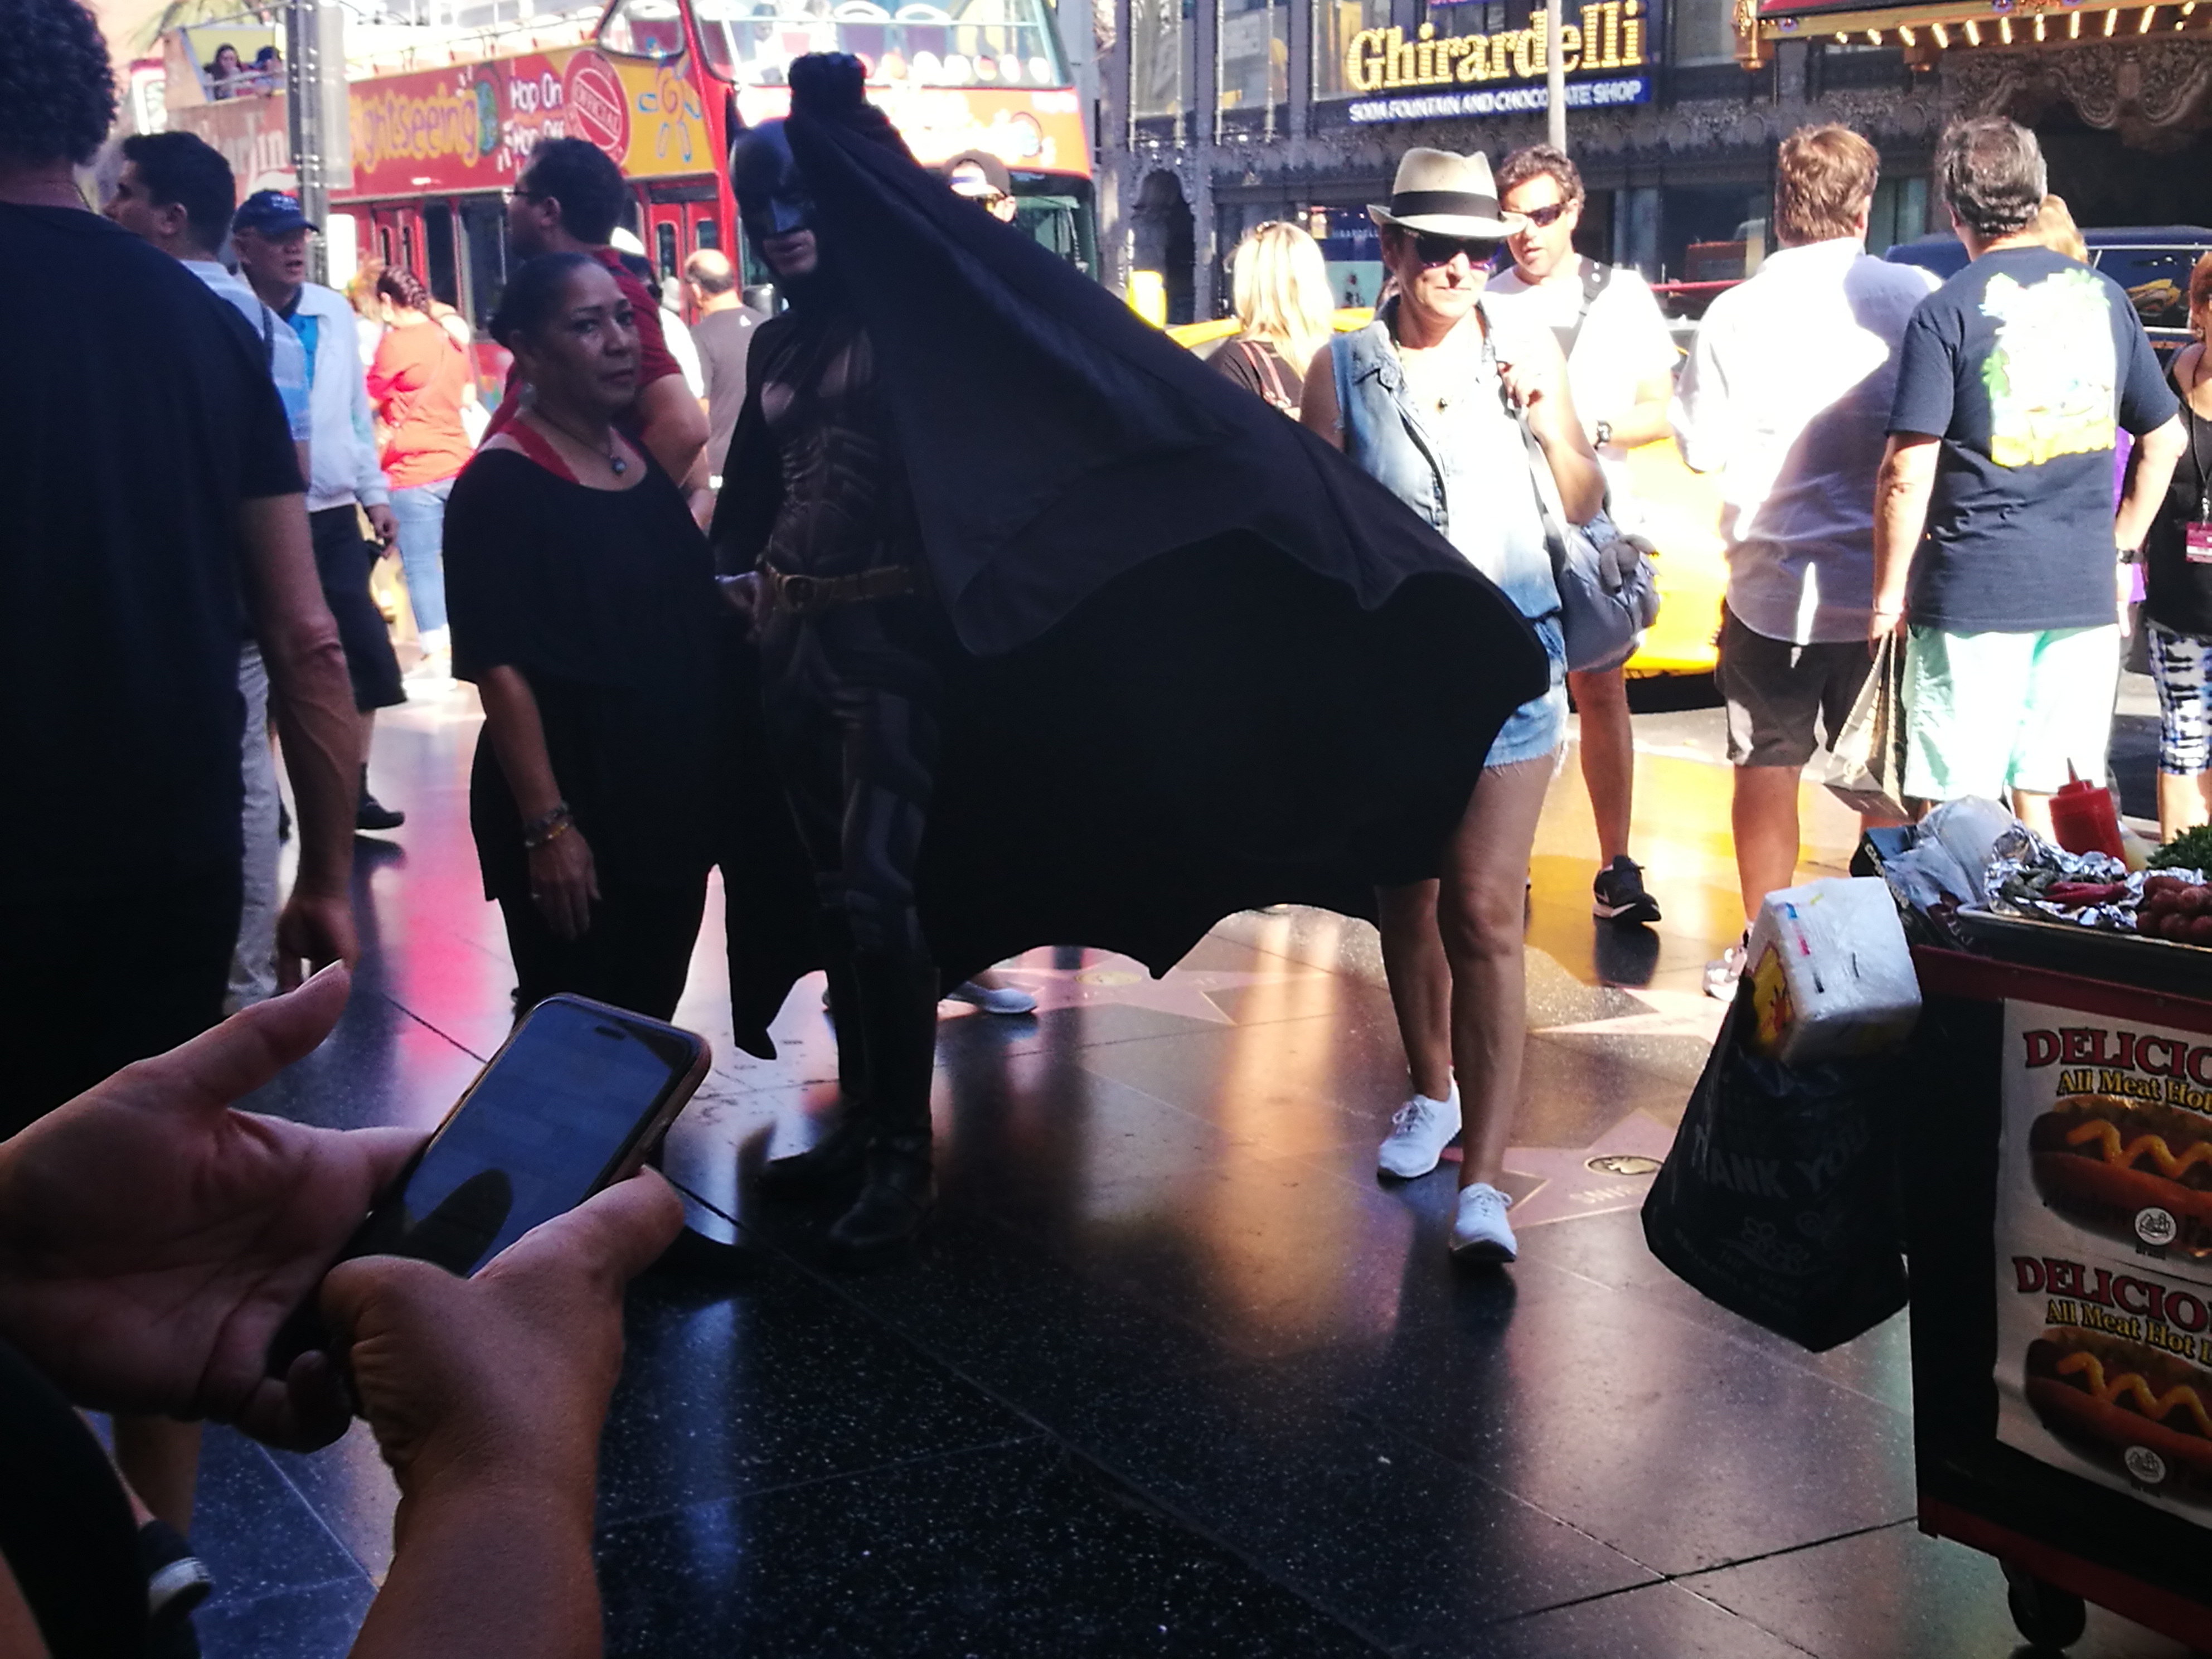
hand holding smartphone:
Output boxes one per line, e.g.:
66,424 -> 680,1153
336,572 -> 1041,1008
268,995 -> 710,1377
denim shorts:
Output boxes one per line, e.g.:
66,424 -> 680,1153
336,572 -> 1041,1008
1485,614 -> 1568,770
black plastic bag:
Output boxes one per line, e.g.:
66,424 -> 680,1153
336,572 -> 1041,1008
1641,990 -> 1907,1352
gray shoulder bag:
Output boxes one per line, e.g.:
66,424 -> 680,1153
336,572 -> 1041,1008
1508,392 -> 1661,675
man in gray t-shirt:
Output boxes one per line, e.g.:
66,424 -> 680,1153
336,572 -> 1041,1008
684,249 -> 766,489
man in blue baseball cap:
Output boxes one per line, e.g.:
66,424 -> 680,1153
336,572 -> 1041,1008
234,188 -> 411,833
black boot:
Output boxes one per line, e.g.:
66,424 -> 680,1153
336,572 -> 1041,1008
758,1106 -> 872,1197
759,956 -> 872,1198
826,954 -> 939,1263
827,1132 -> 934,1259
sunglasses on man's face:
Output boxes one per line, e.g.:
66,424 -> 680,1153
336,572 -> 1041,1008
1514,201 -> 1573,230
1413,233 -> 1500,269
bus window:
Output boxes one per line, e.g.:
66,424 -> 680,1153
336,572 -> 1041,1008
377,225 -> 393,268
598,0 -> 686,57
423,203 -> 460,309
1011,177 -> 1095,277
656,221 -> 678,284
696,218 -> 720,251
458,196 -> 506,334
683,0 -> 1070,89
400,223 -> 416,280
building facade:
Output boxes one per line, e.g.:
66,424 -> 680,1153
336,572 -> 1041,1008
1093,0 -> 2212,320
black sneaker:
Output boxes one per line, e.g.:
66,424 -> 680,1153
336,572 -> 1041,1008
1592,856 -> 1661,925
357,790 -> 405,832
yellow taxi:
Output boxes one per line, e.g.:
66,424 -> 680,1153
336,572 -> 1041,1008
1167,309 -> 1725,678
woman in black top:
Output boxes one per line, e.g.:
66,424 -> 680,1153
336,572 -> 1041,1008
2143,252 -> 2212,843
443,254 -> 724,1020
1209,220 -> 1336,414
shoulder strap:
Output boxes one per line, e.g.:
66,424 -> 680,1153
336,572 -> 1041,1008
504,416 -> 583,484
1239,339 -> 1294,410
1553,258 -> 1616,362
1515,404 -> 1572,580
258,301 -> 275,368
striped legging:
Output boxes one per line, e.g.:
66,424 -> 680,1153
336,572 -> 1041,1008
2148,617 -> 2212,774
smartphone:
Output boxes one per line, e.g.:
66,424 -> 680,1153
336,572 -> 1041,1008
267,995 -> 710,1374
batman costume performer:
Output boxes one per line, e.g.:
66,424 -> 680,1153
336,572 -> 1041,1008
711,56 -> 1548,1260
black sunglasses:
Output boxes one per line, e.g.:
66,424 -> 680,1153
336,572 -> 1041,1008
1517,201 -> 1572,229
1413,232 -> 1500,268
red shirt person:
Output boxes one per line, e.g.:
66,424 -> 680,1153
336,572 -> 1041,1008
492,138 -> 705,510
366,265 -> 474,664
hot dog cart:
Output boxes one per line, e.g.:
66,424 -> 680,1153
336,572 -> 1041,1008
1902,944 -> 2212,1652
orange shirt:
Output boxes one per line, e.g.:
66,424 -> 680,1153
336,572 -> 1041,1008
367,319 -> 473,490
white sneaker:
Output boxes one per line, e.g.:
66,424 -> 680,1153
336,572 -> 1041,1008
1449,1182 -> 1518,1264
1377,1087 -> 1461,1179
1704,937 -> 1749,1002
947,979 -> 1037,1016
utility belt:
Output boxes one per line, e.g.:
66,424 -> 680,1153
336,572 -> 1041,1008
758,561 -> 919,617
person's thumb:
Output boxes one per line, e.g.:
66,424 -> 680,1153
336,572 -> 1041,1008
499,1169 -> 685,1295
143,963 -> 352,1117
318,1249 -> 463,1349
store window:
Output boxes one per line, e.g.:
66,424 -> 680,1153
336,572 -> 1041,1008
1312,206 -> 1382,307
1131,0 -> 1192,118
1220,0 -> 1288,112
1315,0 -> 1389,99
1671,0 -> 1734,64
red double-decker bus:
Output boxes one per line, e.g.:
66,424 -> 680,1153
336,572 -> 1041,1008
329,0 -> 1092,352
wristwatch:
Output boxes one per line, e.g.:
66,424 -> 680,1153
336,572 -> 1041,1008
1593,419 -> 1613,449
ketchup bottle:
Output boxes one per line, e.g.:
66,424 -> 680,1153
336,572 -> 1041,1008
2050,768 -> 2127,860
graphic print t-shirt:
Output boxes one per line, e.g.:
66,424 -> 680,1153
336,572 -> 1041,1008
1888,245 -> 2176,632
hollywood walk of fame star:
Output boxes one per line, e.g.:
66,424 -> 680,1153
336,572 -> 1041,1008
1499,1110 -> 1678,1228
1534,984 -> 1728,1044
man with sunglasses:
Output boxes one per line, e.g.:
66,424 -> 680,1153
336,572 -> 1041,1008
1487,144 -> 1676,932
943,149 -> 1017,224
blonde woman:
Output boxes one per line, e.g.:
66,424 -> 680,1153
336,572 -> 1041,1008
2026,192 -> 2088,262
1212,220 -> 1336,413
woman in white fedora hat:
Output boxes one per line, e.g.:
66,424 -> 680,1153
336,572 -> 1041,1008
1303,146 -> 1602,1267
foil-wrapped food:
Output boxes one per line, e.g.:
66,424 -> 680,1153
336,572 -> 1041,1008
1986,826 -> 2208,932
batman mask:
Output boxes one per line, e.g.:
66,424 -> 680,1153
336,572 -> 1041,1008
730,120 -> 817,258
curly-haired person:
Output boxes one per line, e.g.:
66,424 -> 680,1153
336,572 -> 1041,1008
0,0 -> 113,174
0,0 -> 365,1583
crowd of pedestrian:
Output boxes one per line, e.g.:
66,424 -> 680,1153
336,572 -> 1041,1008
1193,114 -> 2191,1236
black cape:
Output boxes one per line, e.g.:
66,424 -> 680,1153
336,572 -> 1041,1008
711,110 -> 1550,1057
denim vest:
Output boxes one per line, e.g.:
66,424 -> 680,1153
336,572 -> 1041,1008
1331,301 -> 1562,627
